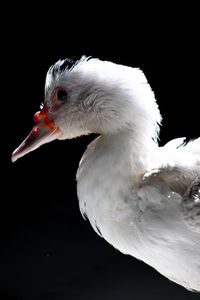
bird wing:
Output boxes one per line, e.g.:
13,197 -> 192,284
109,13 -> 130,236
182,178 -> 200,233
139,137 -> 200,234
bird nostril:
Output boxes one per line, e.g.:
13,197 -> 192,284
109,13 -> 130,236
33,126 -> 38,133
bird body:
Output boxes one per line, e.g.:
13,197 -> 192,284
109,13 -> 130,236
12,57 -> 200,291
77,132 -> 200,291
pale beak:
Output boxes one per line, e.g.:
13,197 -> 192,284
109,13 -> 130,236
11,105 -> 62,162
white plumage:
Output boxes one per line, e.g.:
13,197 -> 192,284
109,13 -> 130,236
12,57 -> 200,291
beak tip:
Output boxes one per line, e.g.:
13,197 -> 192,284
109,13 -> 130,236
11,150 -> 19,163
11,156 -> 16,163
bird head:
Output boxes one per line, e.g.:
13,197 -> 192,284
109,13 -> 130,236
11,56 -> 161,162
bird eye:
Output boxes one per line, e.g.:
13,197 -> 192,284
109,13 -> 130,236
57,89 -> 68,101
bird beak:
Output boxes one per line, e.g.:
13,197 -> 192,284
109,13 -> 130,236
11,104 -> 62,162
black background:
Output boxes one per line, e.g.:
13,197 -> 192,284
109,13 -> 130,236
2,4 -> 200,300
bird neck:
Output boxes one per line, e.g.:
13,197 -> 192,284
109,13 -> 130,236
77,129 -> 158,193
77,129 -> 158,241
101,130 -> 158,178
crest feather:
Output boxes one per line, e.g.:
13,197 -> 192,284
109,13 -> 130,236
45,55 -> 89,91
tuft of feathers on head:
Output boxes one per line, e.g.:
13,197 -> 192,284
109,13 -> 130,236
45,55 -> 89,91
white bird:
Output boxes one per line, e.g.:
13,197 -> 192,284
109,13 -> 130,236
11,57 -> 200,291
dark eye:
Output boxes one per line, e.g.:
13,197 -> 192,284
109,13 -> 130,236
57,89 -> 68,101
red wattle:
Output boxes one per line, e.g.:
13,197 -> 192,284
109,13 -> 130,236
34,111 -> 40,123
